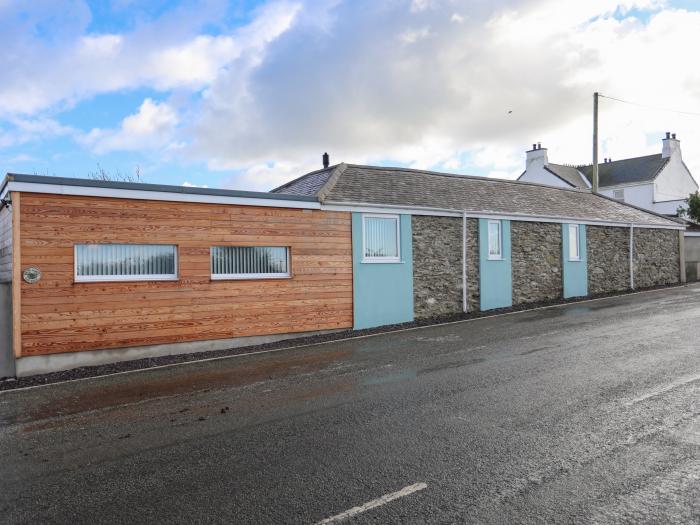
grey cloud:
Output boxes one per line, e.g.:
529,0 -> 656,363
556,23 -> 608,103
190,0 -> 598,169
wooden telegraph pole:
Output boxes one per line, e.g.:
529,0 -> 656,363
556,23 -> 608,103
592,92 -> 599,193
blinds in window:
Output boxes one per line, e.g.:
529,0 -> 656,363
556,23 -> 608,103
75,244 -> 177,280
211,246 -> 289,277
364,216 -> 399,259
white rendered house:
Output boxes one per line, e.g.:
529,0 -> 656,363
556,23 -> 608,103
518,133 -> 698,216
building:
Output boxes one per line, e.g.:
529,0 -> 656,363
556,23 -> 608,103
517,133 -> 699,216
0,169 -> 684,378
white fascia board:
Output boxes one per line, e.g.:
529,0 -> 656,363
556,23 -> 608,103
321,201 -> 685,230
652,197 -> 687,204
3,181 -> 321,210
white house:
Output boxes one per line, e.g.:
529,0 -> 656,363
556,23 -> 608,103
518,133 -> 699,216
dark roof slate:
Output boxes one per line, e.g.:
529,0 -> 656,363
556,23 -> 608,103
579,154 -> 669,186
545,164 -> 589,188
270,166 -> 335,196
277,164 -> 679,227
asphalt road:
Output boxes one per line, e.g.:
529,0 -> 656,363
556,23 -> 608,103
1,286 -> 699,524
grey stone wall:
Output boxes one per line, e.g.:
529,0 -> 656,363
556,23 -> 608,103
633,228 -> 680,288
466,218 -> 479,312
0,208 -> 11,284
587,226 -> 630,294
412,216 -> 479,318
511,221 -> 562,304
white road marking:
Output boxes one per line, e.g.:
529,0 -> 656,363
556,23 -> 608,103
627,373 -> 700,405
315,482 -> 427,524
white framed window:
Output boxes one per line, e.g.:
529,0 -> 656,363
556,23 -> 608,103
568,224 -> 581,261
613,189 -> 625,201
211,246 -> 290,280
75,244 -> 178,282
487,220 -> 502,260
362,214 -> 400,263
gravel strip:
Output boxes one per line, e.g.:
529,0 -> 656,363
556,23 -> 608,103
0,283 -> 683,391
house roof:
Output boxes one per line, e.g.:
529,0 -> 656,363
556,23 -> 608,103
270,166 -> 335,196
272,163 -> 682,228
544,163 -> 590,188
579,154 -> 669,187
0,173 -> 318,202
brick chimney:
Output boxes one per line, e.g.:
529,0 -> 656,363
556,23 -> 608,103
526,142 -> 548,170
662,132 -> 681,159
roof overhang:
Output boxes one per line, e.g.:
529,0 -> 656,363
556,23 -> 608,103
0,174 -> 320,210
321,201 -> 685,230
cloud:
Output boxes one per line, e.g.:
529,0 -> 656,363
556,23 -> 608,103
182,181 -> 209,188
81,98 -> 178,153
0,117 -> 75,148
3,0 -> 700,192
187,0 -> 700,188
0,0 -> 238,117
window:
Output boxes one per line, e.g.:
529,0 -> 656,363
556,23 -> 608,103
613,189 -> 625,201
568,224 -> 580,261
362,214 -> 400,263
75,244 -> 177,282
487,220 -> 502,259
211,246 -> 290,279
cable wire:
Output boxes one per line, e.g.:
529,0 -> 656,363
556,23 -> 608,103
599,94 -> 700,117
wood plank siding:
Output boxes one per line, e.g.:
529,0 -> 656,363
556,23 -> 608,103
18,193 -> 353,356
0,204 -> 11,283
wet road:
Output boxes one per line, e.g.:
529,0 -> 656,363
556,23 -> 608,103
1,286 -> 699,524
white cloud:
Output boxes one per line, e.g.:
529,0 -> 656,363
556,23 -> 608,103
0,1 -> 243,116
81,98 -> 178,153
0,117 -> 75,148
185,0 -> 700,188
182,181 -> 209,188
3,0 -> 700,191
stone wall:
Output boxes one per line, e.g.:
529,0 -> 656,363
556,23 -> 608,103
587,226 -> 630,294
412,216 -> 479,318
511,221 -> 562,304
633,228 -> 680,288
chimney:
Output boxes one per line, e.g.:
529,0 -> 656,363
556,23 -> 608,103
526,142 -> 548,171
662,132 -> 681,159
322,152 -> 330,169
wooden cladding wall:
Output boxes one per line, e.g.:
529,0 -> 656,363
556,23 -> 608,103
18,193 -> 353,356
0,206 -> 11,283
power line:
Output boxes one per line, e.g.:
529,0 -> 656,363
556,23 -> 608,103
599,94 -> 700,117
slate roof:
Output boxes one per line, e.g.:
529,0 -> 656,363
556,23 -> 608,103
272,164 -> 681,228
545,163 -> 590,188
578,154 -> 669,187
270,167 -> 334,196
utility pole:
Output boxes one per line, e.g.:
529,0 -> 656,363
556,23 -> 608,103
592,91 -> 599,193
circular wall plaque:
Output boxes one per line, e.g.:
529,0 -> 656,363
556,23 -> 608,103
22,266 -> 42,284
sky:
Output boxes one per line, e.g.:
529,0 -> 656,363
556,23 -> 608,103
1,0 -> 700,191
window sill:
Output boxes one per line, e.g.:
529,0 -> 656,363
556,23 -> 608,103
74,276 -> 179,283
361,259 -> 403,264
487,257 -> 504,261
211,274 -> 291,281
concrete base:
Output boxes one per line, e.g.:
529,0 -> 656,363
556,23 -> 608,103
0,282 -> 14,379
14,329 -> 342,377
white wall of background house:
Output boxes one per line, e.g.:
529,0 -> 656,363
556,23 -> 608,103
597,183 -> 655,208
518,134 -> 698,216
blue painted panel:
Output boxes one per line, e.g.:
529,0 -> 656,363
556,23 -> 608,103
352,213 -> 414,329
479,219 -> 512,310
562,224 -> 588,298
